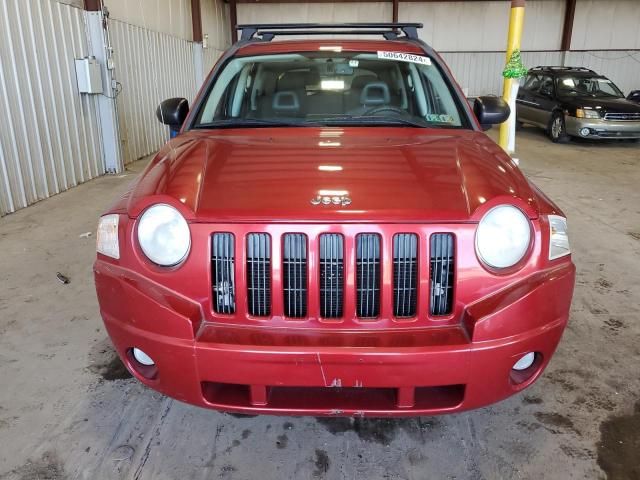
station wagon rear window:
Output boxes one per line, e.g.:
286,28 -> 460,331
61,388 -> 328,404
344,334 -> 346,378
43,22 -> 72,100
193,52 -> 465,129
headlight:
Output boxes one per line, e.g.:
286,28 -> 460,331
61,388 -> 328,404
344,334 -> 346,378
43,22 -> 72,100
97,214 -> 120,259
137,204 -> 191,266
576,108 -> 600,119
548,215 -> 570,260
476,205 -> 531,269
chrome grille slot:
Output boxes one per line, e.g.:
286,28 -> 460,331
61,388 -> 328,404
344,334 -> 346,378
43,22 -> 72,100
430,233 -> 454,316
604,112 -> 640,121
356,234 -> 381,318
319,234 -> 344,318
283,234 -> 307,318
393,234 -> 418,318
212,233 -> 235,314
247,233 -> 271,317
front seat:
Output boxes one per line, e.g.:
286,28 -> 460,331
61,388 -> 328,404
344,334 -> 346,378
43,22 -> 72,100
272,91 -> 301,117
350,81 -> 391,115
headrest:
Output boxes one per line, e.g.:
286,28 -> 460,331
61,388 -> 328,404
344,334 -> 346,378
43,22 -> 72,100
277,72 -> 306,91
360,82 -> 390,106
351,75 -> 378,91
272,91 -> 300,113
305,68 -> 321,87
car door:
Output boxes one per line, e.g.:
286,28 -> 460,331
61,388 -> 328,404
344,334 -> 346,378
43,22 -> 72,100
531,75 -> 557,127
516,74 -> 542,125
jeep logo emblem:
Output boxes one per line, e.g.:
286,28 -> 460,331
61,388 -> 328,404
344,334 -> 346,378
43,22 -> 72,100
311,195 -> 352,206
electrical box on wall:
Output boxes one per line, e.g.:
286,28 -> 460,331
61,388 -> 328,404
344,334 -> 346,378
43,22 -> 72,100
74,57 -> 103,94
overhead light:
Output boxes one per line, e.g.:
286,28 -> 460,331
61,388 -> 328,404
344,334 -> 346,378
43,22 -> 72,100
321,80 -> 345,91
318,141 -> 341,147
318,165 -> 343,171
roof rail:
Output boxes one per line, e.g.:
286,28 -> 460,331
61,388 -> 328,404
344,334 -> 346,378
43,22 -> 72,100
236,23 -> 423,42
530,66 -> 597,74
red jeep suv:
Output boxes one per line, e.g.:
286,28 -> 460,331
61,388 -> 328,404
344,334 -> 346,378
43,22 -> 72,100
94,24 -> 575,417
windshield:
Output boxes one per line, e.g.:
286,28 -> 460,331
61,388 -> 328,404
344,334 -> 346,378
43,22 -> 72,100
193,51 -> 467,129
556,75 -> 624,98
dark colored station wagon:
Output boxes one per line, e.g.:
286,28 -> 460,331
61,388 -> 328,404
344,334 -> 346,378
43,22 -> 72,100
517,66 -> 640,142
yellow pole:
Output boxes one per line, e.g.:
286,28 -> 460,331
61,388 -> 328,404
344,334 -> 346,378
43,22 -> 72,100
498,0 -> 526,152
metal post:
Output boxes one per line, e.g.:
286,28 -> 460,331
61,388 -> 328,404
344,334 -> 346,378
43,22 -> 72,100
85,9 -> 124,173
230,0 -> 238,43
498,0 -> 526,153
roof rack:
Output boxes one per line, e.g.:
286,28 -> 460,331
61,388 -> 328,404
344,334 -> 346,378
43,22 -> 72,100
530,66 -> 597,74
236,23 -> 423,42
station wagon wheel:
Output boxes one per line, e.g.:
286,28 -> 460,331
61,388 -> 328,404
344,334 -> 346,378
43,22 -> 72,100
548,112 -> 569,143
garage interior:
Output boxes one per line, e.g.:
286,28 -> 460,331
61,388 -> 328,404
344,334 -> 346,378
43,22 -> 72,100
0,1 -> 639,479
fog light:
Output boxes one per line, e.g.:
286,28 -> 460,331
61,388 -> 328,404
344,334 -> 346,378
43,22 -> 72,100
579,127 -> 590,137
132,348 -> 155,366
512,352 -> 536,371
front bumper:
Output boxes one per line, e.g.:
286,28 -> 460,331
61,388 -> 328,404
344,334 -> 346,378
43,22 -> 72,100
95,260 -> 575,417
566,117 -> 640,139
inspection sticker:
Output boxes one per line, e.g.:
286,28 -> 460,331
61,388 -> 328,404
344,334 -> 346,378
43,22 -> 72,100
377,51 -> 431,65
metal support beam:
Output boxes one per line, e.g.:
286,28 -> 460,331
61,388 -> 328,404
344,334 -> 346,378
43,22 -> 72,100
561,0 -> 576,51
85,11 -> 124,173
83,0 -> 102,11
191,0 -> 203,43
230,0 -> 238,43
392,0 -> 399,23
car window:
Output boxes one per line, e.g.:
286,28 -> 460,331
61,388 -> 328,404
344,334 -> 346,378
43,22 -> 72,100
556,75 -> 624,98
538,76 -> 554,96
522,74 -> 542,92
193,52 -> 467,129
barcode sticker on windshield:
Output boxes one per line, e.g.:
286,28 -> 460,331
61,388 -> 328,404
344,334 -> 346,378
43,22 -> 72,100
377,51 -> 431,65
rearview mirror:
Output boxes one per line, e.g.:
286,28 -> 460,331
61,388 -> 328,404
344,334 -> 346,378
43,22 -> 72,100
473,96 -> 510,130
156,98 -> 189,128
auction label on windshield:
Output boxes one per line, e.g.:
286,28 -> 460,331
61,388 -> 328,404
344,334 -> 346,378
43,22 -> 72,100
377,51 -> 431,65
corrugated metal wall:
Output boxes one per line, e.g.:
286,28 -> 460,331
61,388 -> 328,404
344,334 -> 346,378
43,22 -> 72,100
110,20 -> 199,164
0,0 -> 104,216
442,51 -> 566,97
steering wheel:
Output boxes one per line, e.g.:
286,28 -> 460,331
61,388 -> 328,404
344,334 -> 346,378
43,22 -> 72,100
362,105 -> 406,116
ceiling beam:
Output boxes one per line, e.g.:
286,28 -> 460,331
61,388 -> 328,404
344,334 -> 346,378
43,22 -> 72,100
561,0 -> 576,51
83,0 -> 102,11
230,0 -> 238,43
191,0 -> 203,42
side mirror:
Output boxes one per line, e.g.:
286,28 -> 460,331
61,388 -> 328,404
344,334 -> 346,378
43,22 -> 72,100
628,90 -> 640,103
156,98 -> 189,128
473,96 -> 511,130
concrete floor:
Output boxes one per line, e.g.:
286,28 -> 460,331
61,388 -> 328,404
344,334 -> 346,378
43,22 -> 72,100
0,127 -> 639,480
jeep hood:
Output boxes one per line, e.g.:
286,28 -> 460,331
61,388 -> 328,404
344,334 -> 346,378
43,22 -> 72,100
127,128 -> 538,223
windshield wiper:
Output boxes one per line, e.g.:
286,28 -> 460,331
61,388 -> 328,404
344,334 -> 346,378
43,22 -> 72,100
195,118 -> 309,129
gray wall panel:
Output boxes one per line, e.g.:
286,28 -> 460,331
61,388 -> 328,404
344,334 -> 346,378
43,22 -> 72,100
0,0 -> 104,216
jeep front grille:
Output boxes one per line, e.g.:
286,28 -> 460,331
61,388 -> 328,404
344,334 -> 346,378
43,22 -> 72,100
430,233 -> 454,316
356,234 -> 381,318
319,234 -> 344,318
247,233 -> 271,317
283,233 -> 307,318
209,229 -> 456,321
393,234 -> 418,318
212,233 -> 235,314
